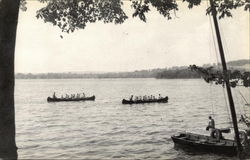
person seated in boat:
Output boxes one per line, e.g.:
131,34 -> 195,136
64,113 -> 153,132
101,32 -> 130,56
134,96 -> 138,101
66,94 -> 69,99
148,96 -> 151,101
77,93 -> 80,98
239,115 -> 245,123
239,114 -> 250,127
158,94 -> 162,99
82,93 -> 85,98
239,114 -> 249,123
150,95 -> 153,100
139,96 -> 142,101
130,95 -> 133,101
61,95 -> 63,99
153,96 -> 156,100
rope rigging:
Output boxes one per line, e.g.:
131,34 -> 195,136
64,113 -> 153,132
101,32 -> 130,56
200,2 -> 249,129
207,0 -> 232,127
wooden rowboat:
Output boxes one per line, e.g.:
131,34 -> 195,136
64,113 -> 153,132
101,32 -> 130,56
171,132 -> 238,156
47,95 -> 95,102
122,96 -> 168,104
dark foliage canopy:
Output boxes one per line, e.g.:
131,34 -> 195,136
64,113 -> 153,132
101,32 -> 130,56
189,65 -> 250,88
17,0 -> 250,33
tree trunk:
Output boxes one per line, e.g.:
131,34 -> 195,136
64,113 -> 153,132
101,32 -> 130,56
0,0 -> 20,159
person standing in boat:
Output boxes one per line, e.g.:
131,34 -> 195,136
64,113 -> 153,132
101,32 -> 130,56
206,116 -> 215,136
207,116 -> 215,129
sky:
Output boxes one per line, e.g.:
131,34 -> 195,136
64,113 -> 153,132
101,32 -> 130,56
15,1 -> 249,73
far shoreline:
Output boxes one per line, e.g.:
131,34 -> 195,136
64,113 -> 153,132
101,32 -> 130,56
15,59 -> 249,80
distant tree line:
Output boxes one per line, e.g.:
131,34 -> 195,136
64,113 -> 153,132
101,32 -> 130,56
155,68 -> 200,79
15,59 -> 249,79
13,67 -> 213,79
156,59 -> 249,79
15,69 -> 163,79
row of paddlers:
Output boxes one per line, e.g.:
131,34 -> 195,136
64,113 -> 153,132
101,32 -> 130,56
47,94 -> 168,104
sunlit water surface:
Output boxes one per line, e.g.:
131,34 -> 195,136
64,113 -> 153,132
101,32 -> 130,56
15,79 -> 250,159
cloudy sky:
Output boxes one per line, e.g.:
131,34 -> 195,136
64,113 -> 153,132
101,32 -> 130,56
15,1 -> 249,73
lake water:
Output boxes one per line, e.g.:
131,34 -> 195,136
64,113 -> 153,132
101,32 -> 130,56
15,79 -> 250,159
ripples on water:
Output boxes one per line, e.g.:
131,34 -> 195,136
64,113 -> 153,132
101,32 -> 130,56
15,79 -> 249,159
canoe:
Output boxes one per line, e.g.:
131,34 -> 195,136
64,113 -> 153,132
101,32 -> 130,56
47,95 -> 95,102
122,96 -> 168,104
171,132 -> 237,156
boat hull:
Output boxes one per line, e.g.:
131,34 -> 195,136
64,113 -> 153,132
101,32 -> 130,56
171,132 -> 237,156
122,96 -> 168,104
47,95 -> 95,102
